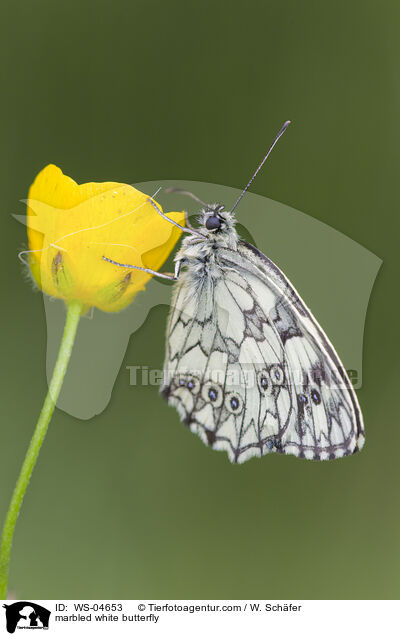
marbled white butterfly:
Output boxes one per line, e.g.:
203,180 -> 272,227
105,121 -> 364,463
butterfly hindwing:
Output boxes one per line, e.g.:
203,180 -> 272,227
222,241 -> 364,459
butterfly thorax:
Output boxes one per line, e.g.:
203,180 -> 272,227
175,204 -> 239,283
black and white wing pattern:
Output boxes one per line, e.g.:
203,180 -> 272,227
161,240 -> 364,463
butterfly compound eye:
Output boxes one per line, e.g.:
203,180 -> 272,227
205,215 -> 221,230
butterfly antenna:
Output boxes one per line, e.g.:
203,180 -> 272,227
230,120 -> 291,214
164,188 -> 207,207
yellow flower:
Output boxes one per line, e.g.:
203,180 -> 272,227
26,165 -> 185,312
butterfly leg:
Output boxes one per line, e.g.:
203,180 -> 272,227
183,210 -> 196,231
147,197 -> 203,237
102,256 -> 182,281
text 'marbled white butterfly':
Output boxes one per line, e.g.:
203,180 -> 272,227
104,121 -> 364,463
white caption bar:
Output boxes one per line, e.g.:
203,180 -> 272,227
2,600 -> 398,635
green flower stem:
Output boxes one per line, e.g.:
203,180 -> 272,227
0,300 -> 83,599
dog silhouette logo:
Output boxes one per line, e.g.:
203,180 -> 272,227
3,602 -> 50,633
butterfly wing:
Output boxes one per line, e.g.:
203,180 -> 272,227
161,241 -> 364,463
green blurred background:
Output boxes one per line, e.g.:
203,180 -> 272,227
0,0 -> 398,599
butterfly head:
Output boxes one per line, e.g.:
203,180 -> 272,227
202,204 -> 236,235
